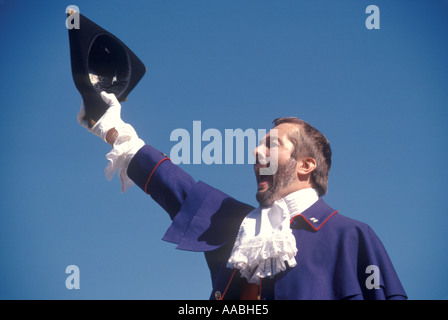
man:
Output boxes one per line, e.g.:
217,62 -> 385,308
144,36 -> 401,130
78,92 -> 407,300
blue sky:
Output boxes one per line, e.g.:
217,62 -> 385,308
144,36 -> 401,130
0,0 -> 447,299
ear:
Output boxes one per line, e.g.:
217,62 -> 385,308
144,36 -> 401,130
297,157 -> 317,176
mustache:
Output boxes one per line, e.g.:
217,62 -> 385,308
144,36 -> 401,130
254,156 -> 271,167
254,160 -> 278,176
254,162 -> 268,170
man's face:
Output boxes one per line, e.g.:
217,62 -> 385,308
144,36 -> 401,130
254,123 -> 299,207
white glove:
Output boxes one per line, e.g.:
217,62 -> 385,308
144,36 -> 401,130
78,91 -> 146,193
78,91 -> 125,142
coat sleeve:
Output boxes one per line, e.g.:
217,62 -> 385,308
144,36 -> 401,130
127,144 -> 253,252
127,145 -> 196,219
355,225 -> 408,300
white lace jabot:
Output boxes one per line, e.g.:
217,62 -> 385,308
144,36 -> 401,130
227,188 -> 319,284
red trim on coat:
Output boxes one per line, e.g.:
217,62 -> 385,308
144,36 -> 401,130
220,269 -> 262,300
144,157 -> 170,194
290,210 -> 339,231
219,268 -> 237,300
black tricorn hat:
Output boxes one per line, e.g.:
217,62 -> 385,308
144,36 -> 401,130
67,9 -> 146,124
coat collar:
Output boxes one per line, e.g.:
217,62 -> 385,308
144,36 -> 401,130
289,198 -> 338,231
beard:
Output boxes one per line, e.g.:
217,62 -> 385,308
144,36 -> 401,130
256,157 -> 297,207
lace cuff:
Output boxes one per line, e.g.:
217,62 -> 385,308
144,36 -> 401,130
104,123 -> 145,193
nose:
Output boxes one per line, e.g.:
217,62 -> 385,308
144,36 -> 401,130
254,144 -> 269,164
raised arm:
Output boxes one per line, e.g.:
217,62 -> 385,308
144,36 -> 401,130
127,144 -> 196,219
78,91 -> 196,219
78,92 -> 253,253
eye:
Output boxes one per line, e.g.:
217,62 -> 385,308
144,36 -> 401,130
258,137 -> 267,147
267,137 -> 279,149
258,135 -> 279,149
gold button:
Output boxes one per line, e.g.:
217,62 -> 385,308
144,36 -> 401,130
214,291 -> 222,300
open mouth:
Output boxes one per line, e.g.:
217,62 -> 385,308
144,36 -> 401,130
255,163 -> 272,190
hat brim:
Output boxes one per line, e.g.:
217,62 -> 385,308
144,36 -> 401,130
68,11 -> 146,122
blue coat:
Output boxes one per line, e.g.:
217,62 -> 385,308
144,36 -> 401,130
127,145 -> 407,300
